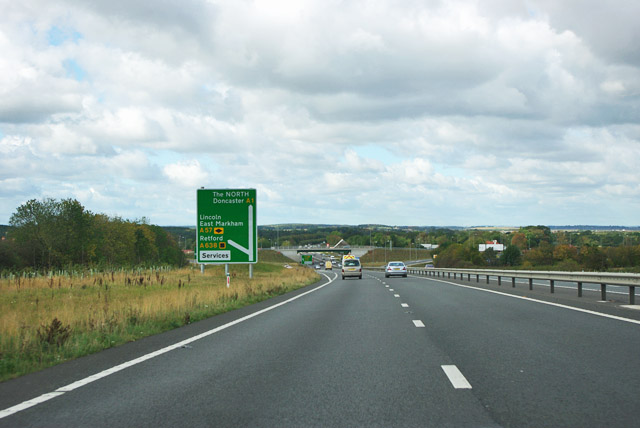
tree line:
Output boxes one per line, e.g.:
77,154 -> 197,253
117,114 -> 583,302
433,226 -> 640,272
0,198 -> 184,270
258,224 -> 640,272
6,203 -> 635,272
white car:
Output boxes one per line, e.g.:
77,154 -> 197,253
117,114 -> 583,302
385,261 -> 407,278
341,258 -> 362,280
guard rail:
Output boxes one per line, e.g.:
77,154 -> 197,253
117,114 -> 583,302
366,266 -> 640,305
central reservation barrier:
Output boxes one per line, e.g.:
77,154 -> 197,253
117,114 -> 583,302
366,266 -> 640,305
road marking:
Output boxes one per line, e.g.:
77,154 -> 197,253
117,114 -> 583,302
394,294 -> 400,297
413,276 -> 640,326
389,288 -> 394,291
401,303 -> 409,308
413,320 -> 425,327
442,365 -> 472,389
0,273 -> 338,420
0,392 -> 65,417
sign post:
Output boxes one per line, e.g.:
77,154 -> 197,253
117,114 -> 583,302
197,188 -> 257,269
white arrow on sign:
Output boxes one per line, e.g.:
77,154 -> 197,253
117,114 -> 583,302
227,204 -> 254,262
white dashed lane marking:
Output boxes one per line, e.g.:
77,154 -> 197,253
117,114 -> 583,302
413,320 -> 425,327
442,365 -> 473,389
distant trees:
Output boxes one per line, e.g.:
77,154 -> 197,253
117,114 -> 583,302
315,225 -> 640,272
326,233 -> 342,247
522,242 -> 553,266
500,245 -> 522,266
580,246 -> 608,271
607,246 -> 640,268
521,226 -> 552,247
483,248 -> 498,266
258,237 -> 271,249
429,226 -> 640,272
435,244 -> 469,268
2,198 -> 184,270
553,244 -> 579,263
510,232 -> 527,250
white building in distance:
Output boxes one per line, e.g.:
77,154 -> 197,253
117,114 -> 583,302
479,240 -> 504,252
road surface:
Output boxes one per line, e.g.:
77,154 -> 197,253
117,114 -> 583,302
2,270 -> 640,427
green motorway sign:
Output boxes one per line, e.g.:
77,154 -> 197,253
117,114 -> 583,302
196,188 -> 257,264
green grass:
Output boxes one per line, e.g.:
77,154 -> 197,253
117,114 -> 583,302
257,249 -> 296,263
360,249 -> 432,266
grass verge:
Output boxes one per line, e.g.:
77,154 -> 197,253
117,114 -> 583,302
360,249 -> 432,267
0,257 -> 318,382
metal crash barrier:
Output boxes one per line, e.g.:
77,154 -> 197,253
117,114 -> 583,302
367,266 -> 640,305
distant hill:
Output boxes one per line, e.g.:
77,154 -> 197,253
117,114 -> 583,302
258,224 -> 465,231
5,223 -> 639,237
548,225 -> 640,231
259,224 -> 640,231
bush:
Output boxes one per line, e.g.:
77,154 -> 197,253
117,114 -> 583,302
554,259 -> 582,271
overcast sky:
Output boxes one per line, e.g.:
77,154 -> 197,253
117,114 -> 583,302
1,0 -> 639,227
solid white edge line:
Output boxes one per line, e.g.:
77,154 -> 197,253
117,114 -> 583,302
411,274 -> 640,325
442,365 -> 472,389
0,392 -> 65,419
0,273 -> 337,420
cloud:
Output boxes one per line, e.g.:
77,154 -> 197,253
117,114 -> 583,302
163,159 -> 210,189
534,0 -> 640,67
1,0 -> 639,226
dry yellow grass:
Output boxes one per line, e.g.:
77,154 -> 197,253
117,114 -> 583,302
1,264 -> 316,336
0,262 -> 318,380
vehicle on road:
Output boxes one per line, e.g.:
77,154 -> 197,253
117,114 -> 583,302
341,254 -> 356,264
325,261 -> 332,270
385,261 -> 407,278
342,258 -> 362,279
425,263 -> 434,268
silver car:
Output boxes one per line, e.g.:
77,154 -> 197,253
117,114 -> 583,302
385,261 -> 407,278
